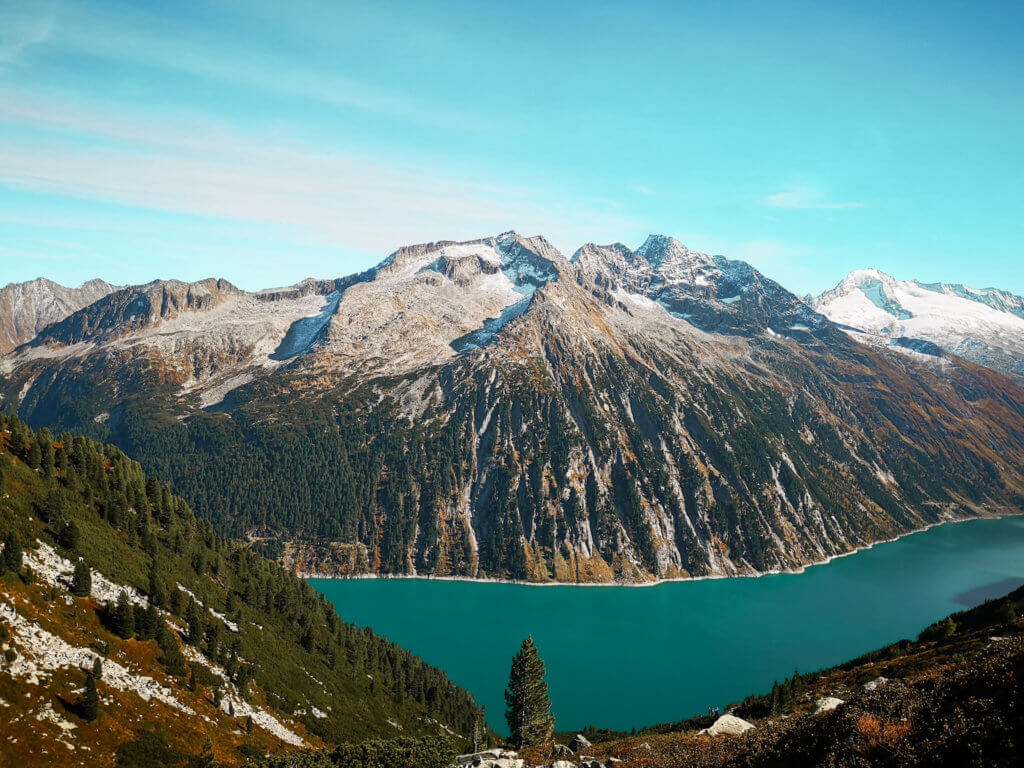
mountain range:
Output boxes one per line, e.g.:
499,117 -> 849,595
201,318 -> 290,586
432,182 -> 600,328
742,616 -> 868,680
3,234 -> 1024,583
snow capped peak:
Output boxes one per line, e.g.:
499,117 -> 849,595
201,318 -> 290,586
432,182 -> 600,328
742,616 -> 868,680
842,268 -> 897,286
815,270 -> 1024,384
817,269 -> 910,321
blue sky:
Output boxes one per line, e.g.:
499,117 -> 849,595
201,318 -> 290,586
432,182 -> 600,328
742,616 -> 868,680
0,0 -> 1021,295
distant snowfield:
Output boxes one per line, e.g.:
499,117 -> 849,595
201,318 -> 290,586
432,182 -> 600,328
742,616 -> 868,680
815,269 -> 1024,380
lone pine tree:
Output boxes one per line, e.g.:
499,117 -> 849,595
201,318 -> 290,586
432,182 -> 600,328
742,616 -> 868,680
504,636 -> 555,749
71,560 -> 92,597
79,671 -> 100,722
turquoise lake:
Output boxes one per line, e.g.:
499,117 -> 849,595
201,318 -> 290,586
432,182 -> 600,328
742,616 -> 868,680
312,516 -> 1024,732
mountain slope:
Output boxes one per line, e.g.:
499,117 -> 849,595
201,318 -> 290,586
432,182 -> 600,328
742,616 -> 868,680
3,235 -> 1024,583
814,269 -> 1024,385
0,414 -> 480,766
0,278 -> 117,355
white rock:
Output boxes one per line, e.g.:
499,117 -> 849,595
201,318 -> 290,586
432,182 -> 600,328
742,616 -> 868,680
569,733 -> 593,752
863,676 -> 888,692
813,696 -> 845,714
699,713 -> 755,736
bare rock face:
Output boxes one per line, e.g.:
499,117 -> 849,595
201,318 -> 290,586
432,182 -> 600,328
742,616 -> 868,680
0,277 -> 116,354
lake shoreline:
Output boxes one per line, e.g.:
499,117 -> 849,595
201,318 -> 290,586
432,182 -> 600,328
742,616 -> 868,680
302,511 -> 1019,587
310,514 -> 1024,731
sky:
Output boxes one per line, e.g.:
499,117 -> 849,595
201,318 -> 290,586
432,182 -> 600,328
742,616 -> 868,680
0,0 -> 1021,296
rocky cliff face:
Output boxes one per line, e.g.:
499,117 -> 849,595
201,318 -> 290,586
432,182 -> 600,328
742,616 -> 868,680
0,277 -> 116,354
4,235 -> 1024,582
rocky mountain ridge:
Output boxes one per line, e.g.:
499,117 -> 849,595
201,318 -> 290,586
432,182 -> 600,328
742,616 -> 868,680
0,277 -> 117,355
4,234 -> 1024,583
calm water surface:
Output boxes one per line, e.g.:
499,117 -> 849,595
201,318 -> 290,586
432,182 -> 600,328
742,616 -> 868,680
312,516 -> 1024,731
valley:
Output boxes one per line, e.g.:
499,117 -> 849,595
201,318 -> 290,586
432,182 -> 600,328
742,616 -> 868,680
4,3 -> 1022,765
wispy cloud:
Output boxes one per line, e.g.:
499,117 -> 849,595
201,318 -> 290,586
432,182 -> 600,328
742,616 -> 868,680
763,185 -> 868,210
632,184 -> 656,196
0,9 -> 52,65
0,88 -> 640,258
6,0 -> 480,132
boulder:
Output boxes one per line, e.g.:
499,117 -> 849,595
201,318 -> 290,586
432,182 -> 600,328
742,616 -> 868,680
699,713 -> 755,737
569,734 -> 592,753
457,749 -> 503,765
551,762 -> 577,768
456,749 -> 522,768
552,744 -> 573,758
813,696 -> 845,714
863,676 -> 888,692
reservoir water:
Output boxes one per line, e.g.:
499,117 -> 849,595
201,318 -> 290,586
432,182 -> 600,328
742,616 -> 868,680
312,516 -> 1024,732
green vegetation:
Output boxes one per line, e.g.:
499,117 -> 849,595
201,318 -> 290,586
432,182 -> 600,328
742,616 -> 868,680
504,636 -> 555,749
1,529 -> 21,573
0,412 -> 482,746
243,736 -> 458,768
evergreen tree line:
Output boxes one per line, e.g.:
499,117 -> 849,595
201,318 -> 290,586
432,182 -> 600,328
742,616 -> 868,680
0,411 -> 483,742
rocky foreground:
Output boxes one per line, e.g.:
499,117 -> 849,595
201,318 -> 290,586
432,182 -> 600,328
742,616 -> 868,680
461,594 -> 1023,768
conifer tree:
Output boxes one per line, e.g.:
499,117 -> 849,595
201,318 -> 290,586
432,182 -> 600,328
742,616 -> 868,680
186,599 -> 205,645
38,430 -> 55,476
142,603 -> 160,640
504,636 -> 555,748
769,680 -> 781,714
112,590 -> 135,638
27,439 -> 41,469
72,560 -> 92,597
149,564 -> 168,608
42,488 -> 65,525
2,530 -> 21,574
92,655 -> 103,680
473,706 -> 487,751
79,671 -> 100,721
59,520 -> 81,551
